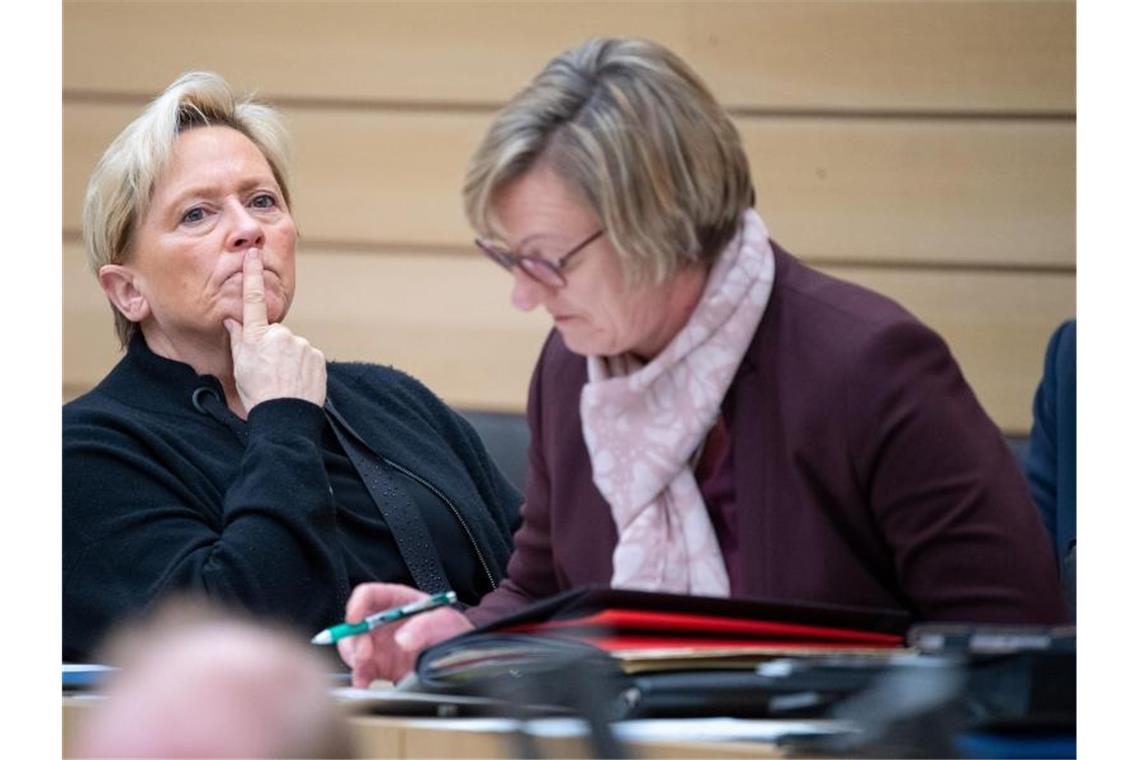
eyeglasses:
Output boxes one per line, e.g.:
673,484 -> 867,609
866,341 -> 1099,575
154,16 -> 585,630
475,229 -> 605,288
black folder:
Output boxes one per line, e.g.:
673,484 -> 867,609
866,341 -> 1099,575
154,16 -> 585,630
412,586 -> 912,719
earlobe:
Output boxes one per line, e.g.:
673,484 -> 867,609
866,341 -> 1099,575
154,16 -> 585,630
98,264 -> 150,324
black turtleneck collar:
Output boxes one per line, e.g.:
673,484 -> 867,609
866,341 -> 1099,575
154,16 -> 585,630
95,332 -> 229,417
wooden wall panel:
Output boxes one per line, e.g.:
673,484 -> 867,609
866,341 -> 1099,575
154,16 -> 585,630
62,1 -> 690,105
63,1 -> 1073,113
742,117 -> 1073,268
685,1 -> 1075,113
64,240 -> 1074,433
63,103 -> 1075,268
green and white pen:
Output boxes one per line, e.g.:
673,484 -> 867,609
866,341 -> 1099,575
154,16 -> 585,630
310,590 -> 458,646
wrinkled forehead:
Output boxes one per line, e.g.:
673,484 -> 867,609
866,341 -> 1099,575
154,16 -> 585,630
165,126 -> 276,186
147,126 -> 278,211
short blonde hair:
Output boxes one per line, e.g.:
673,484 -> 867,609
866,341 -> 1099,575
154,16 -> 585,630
82,71 -> 293,348
463,37 -> 754,286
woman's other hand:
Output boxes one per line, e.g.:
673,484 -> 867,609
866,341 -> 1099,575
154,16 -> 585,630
224,247 -> 326,411
337,582 -> 475,687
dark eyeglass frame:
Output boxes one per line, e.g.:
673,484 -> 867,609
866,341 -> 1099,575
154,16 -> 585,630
475,229 -> 605,288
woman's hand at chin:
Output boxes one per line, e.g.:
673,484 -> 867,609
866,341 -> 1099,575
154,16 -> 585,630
224,247 -> 326,410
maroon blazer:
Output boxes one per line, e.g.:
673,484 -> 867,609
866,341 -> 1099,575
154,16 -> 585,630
468,245 -> 1067,626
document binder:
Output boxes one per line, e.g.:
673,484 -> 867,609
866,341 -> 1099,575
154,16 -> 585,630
413,586 -> 911,718
476,586 -> 912,640
455,586 -> 908,660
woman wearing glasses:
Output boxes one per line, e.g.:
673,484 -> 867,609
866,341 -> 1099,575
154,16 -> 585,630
339,37 -> 1067,685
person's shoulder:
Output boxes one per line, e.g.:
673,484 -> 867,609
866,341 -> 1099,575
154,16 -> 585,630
63,348 -> 163,426
326,361 -> 497,470
771,245 -> 917,338
326,360 -> 455,426
63,381 -> 128,428
328,359 -> 414,390
1039,318 -> 1076,400
761,243 -> 939,364
1048,319 -> 1076,362
328,359 -> 443,400
764,245 -> 952,379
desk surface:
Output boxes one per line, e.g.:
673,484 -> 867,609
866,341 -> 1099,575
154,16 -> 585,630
64,694 -> 802,758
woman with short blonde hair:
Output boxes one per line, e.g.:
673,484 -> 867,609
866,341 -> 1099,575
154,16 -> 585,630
83,71 -> 293,348
343,36 -> 1068,686
63,72 -> 520,663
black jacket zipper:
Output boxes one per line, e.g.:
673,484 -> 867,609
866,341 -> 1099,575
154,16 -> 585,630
382,455 -> 498,593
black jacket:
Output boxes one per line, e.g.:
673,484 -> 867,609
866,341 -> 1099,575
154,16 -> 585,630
63,336 -> 521,661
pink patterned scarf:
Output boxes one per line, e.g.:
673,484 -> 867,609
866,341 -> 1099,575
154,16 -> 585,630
579,209 -> 775,596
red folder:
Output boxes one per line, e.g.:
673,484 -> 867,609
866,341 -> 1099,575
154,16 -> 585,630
417,587 -> 910,689
500,607 -> 904,652
485,585 -> 908,632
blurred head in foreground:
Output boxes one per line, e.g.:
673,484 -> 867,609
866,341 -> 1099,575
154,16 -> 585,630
72,599 -> 352,759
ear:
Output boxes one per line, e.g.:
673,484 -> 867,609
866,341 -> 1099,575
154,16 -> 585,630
98,264 -> 151,324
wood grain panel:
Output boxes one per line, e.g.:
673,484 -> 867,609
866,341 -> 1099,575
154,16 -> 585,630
63,241 -> 1074,433
63,1 -> 688,105
744,117 -> 1074,268
63,1 -> 1072,113
685,1 -> 1075,113
63,103 -> 1075,268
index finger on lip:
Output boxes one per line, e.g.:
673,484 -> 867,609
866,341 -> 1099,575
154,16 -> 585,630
241,248 -> 269,336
